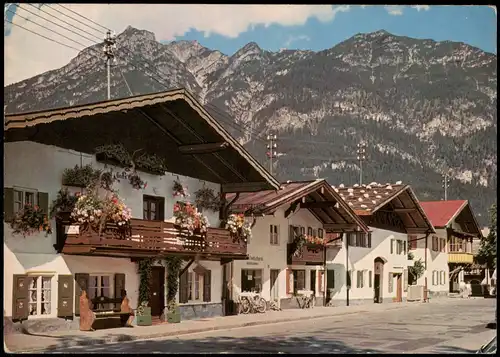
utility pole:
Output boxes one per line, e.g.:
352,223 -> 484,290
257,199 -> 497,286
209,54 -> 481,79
356,141 -> 367,185
103,30 -> 116,100
266,133 -> 277,176
442,172 -> 451,201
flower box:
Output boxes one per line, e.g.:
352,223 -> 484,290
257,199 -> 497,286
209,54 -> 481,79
167,307 -> 181,324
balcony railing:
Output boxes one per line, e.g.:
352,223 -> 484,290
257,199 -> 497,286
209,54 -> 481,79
57,218 -> 246,258
287,243 -> 324,265
448,252 -> 474,264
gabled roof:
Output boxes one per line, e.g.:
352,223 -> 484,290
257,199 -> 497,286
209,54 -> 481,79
227,179 -> 370,233
420,200 -> 482,236
4,89 -> 280,192
419,200 -> 468,228
334,182 -> 435,234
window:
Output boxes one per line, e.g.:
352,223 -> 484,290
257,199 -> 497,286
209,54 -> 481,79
293,270 -> 306,293
242,269 -> 262,293
432,236 -> 439,251
88,275 -> 112,300
143,195 -> 165,221
393,240 -> 405,255
289,225 -> 298,243
388,273 -> 393,293
307,227 -> 313,236
408,235 -> 418,250
349,232 -> 370,247
348,233 -> 356,246
439,238 -> 446,252
440,271 -> 446,285
270,225 -> 279,245
312,228 -> 317,237
368,271 -> 372,288
28,275 -> 52,316
14,188 -> 38,213
390,239 -> 394,254
299,226 -> 306,236
318,228 -> 324,238
187,272 -> 205,301
356,271 -> 364,288
432,271 -> 437,286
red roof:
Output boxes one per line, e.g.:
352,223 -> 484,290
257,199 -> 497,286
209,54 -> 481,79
419,200 -> 467,228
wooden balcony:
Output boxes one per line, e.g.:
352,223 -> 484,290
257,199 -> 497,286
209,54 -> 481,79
287,243 -> 324,265
448,252 -> 474,264
56,218 -> 246,259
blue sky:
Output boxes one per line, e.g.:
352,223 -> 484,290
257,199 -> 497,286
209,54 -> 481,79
172,5 -> 497,55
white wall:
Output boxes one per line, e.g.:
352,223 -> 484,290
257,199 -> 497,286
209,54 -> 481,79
411,229 -> 449,293
326,227 -> 409,302
4,141 -> 221,318
232,207 -> 325,302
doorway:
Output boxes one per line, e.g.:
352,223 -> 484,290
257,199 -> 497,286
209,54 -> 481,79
374,257 -> 385,303
270,269 -> 280,302
395,274 -> 403,302
310,270 -> 316,295
149,266 -> 165,317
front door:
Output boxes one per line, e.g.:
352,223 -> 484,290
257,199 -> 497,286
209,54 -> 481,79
149,266 -> 165,317
396,274 -> 403,303
270,269 -> 280,301
310,270 -> 316,296
374,274 -> 381,303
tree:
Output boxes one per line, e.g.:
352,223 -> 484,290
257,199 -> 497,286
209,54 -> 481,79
475,204 -> 497,269
408,252 -> 425,285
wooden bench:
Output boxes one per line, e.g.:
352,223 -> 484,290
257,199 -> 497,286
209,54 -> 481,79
91,296 -> 131,327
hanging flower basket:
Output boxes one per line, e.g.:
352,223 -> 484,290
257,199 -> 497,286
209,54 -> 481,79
225,214 -> 252,243
50,188 -> 79,221
10,204 -> 52,237
62,165 -> 102,188
292,234 -> 325,257
172,180 -> 189,198
194,188 -> 222,212
128,172 -> 147,190
173,202 -> 209,236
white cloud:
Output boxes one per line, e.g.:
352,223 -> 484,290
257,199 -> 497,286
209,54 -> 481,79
283,35 -> 311,48
5,4 -> 350,85
411,5 -> 430,12
385,5 -> 404,16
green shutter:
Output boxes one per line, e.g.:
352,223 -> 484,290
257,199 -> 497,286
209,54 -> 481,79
390,239 -> 394,254
37,192 -> 49,216
4,188 -> 14,222
12,275 -> 29,321
203,270 -> 211,302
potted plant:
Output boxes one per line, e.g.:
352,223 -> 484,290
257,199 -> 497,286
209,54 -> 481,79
136,152 -> 168,175
194,188 -> 222,212
173,202 -> 209,236
166,301 -> 181,323
10,204 -> 52,237
128,172 -> 147,190
62,164 -> 102,188
136,301 -> 152,326
225,214 -> 252,243
172,180 -> 189,198
50,188 -> 79,222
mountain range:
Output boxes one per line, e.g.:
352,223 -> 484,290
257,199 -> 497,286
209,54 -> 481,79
4,26 -> 497,226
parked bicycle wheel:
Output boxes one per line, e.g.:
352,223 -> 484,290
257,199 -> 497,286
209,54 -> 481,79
256,297 -> 267,313
240,297 -> 251,314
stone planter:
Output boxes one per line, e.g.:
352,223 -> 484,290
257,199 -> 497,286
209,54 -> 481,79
166,306 -> 181,323
136,307 -> 152,326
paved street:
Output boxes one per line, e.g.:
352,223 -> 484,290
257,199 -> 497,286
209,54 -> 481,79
42,299 -> 495,354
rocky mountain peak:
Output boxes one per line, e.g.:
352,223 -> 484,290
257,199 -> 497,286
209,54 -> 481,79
118,25 -> 156,43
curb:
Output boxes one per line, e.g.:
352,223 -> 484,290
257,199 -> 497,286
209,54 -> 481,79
8,304 -> 411,353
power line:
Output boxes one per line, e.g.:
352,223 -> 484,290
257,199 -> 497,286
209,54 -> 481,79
55,4 -> 109,33
27,3 -> 103,42
17,4 -> 99,45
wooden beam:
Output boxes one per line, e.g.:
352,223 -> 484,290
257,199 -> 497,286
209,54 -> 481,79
406,228 -> 430,234
284,200 -> 300,218
394,208 -> 418,213
301,201 -> 338,209
179,258 -> 195,278
221,182 -> 273,193
178,142 -> 229,155
323,223 -> 357,231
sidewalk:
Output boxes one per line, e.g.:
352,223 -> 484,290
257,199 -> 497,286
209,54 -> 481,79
5,301 -> 416,353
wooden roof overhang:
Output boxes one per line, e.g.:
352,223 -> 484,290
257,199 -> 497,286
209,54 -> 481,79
367,185 -> 436,235
229,180 -> 369,233
336,184 -> 436,235
446,202 -> 483,239
4,89 -> 279,193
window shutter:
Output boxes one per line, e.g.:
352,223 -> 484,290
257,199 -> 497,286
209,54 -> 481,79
12,275 -> 29,321
367,233 -> 372,248
289,225 -> 295,242
369,271 -> 372,288
179,271 -> 189,303
318,228 -> 324,238
203,270 -> 211,302
74,273 -> 90,316
37,192 -> 49,216
390,239 -> 394,254
57,275 -> 74,318
4,188 -> 15,223
327,269 -> 335,289
388,272 -> 393,293
285,269 -> 292,294
403,241 -> 407,255
318,271 -> 324,293
114,273 -> 126,299
403,269 -> 408,292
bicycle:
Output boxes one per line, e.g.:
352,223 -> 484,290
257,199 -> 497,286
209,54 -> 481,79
269,299 -> 281,311
240,292 -> 267,314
